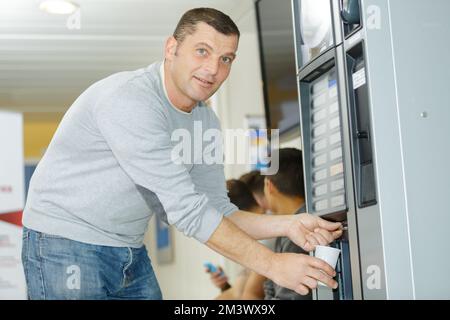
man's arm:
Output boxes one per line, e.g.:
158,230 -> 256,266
228,210 -> 343,252
227,210 -> 291,240
206,217 -> 339,295
190,110 -> 342,251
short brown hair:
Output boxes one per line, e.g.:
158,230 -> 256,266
226,179 -> 258,211
266,148 -> 305,197
239,170 -> 264,196
173,8 -> 240,43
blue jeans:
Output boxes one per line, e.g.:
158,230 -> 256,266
21,227 -> 162,300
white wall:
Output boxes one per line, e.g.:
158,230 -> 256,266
144,220 -> 227,299
142,1 -> 266,300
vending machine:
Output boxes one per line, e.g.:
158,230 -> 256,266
292,0 -> 450,299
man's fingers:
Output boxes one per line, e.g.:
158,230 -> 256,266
309,231 -> 329,246
302,276 -> 318,290
302,241 -> 315,252
294,283 -> 310,296
308,267 -> 338,289
302,235 -> 318,251
302,236 -> 323,250
318,218 -> 342,231
313,228 -> 336,244
309,256 -> 336,277
332,229 -> 343,240
305,233 -> 319,248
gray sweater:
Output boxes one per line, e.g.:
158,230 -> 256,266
22,61 -> 238,248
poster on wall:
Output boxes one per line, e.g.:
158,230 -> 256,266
244,115 -> 269,172
0,221 -> 26,300
0,111 -> 27,300
0,111 -> 24,214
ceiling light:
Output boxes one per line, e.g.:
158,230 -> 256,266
39,0 -> 78,15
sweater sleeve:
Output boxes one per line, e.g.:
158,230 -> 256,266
94,82 -> 223,243
191,162 -> 239,217
190,110 -> 238,218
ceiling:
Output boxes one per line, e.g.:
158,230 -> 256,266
0,0 -> 249,113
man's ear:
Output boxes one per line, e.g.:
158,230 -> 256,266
164,36 -> 178,61
266,178 -> 281,197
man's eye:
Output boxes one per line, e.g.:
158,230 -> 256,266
222,56 -> 232,64
196,48 -> 207,56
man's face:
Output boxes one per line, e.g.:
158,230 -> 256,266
166,22 -> 238,103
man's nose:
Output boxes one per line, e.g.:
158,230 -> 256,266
204,57 -> 219,77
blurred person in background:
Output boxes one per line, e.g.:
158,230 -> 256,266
239,170 -> 269,213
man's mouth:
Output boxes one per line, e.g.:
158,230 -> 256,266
193,76 -> 214,87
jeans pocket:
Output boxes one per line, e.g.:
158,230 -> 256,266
38,237 -> 108,299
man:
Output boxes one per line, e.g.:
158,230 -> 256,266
263,148 -> 313,300
22,8 -> 342,300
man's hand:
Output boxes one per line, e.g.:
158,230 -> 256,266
206,216 -> 341,297
286,214 -> 343,252
269,252 -> 338,295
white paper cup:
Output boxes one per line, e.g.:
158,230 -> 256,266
314,245 -> 341,287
